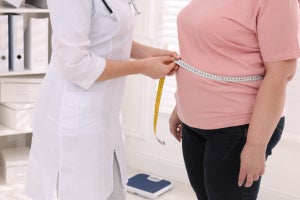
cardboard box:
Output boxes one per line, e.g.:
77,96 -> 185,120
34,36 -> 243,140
0,103 -> 33,130
0,146 -> 30,185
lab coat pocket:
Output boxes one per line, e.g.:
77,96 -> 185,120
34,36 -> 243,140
60,92 -> 101,137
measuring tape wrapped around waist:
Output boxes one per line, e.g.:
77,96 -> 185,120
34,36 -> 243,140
153,60 -> 264,145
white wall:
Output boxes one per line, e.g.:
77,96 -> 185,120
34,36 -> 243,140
259,140 -> 300,199
123,1 -> 300,199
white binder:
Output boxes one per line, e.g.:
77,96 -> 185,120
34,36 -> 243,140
0,15 -> 9,73
25,17 -> 49,70
8,14 -> 25,72
4,0 -> 23,8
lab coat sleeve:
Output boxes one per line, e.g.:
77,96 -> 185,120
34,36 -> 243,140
48,0 -> 106,90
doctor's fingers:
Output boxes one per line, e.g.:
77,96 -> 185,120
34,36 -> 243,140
167,64 -> 179,76
153,56 -> 176,74
160,49 -> 180,60
159,55 -> 176,64
166,62 -> 178,76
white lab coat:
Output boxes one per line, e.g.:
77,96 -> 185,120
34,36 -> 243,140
25,0 -> 135,199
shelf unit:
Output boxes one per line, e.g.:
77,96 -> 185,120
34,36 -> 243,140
0,2 -> 49,13
0,69 -> 47,77
0,3 -> 49,138
0,124 -> 32,137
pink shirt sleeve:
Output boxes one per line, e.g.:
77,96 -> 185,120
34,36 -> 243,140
257,0 -> 300,62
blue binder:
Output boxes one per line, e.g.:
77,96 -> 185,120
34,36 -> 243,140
127,173 -> 173,199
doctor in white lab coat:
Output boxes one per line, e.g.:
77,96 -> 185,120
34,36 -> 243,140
24,0 -> 178,199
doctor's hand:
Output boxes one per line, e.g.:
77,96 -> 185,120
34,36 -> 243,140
152,48 -> 180,76
131,41 -> 180,61
138,56 -> 177,79
169,106 -> 182,142
152,48 -> 180,60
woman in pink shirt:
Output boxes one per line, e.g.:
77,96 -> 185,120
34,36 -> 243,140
169,0 -> 300,199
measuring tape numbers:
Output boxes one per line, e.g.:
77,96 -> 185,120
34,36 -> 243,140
153,78 -> 166,145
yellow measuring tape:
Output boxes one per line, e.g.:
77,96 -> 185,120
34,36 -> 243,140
153,59 -> 264,145
153,78 -> 166,145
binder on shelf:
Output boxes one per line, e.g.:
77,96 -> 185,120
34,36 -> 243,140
4,0 -> 23,8
127,173 -> 173,199
25,0 -> 48,9
0,15 -> 9,73
8,14 -> 25,72
25,17 -> 49,70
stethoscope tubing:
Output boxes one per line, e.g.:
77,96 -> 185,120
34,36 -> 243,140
101,0 -> 140,17
102,0 -> 113,14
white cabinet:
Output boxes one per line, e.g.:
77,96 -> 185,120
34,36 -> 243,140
0,1 -> 50,185
0,2 -> 50,142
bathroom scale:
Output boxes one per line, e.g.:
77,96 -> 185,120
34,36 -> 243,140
126,173 -> 173,199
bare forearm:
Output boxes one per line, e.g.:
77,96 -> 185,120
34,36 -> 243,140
246,60 -> 296,148
97,60 -> 140,81
97,56 -> 176,81
246,78 -> 287,148
96,41 -> 178,81
238,60 -> 296,187
131,41 -> 178,59
131,41 -> 157,59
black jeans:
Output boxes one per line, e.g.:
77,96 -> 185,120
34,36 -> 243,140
182,117 -> 284,200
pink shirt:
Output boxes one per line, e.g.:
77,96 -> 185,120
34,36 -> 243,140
176,0 -> 300,129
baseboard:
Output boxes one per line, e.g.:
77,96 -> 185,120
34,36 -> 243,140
126,148 -> 189,184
